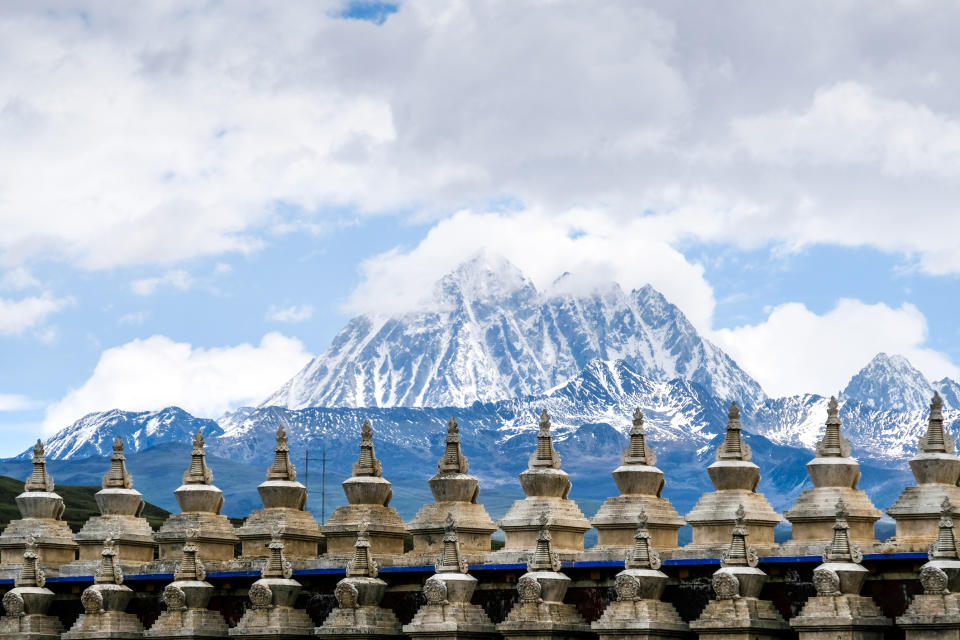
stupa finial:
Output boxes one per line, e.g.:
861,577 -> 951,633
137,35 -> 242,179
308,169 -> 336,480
527,511 -> 562,572
928,497 -> 960,560
182,430 -> 214,485
94,534 -> 124,585
622,408 -> 657,466
346,521 -> 379,578
815,397 -> 852,458
435,513 -> 469,574
174,528 -> 206,582
25,439 -> 55,492
15,536 -> 46,588
625,507 -> 662,570
530,410 -> 562,469
262,524 -> 293,579
823,498 -> 863,563
437,416 -> 469,474
716,402 -> 752,461
102,436 -> 134,489
919,391 -> 955,454
266,425 -> 297,482
720,504 -> 758,568
352,420 -> 383,477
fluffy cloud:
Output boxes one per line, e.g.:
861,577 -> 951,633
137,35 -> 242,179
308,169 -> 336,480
0,294 -> 70,335
131,270 -> 194,296
43,333 -> 312,433
346,208 -> 717,331
711,300 -> 959,398
0,267 -> 40,291
266,304 -> 314,323
0,393 -> 36,411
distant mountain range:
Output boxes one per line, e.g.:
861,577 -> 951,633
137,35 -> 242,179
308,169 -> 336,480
4,255 -> 954,545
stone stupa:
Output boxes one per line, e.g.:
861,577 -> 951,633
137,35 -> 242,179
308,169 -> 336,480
684,402 -> 781,553
590,409 -> 684,550
591,508 -> 689,640
74,436 -> 157,563
315,521 -> 403,640
228,525 -> 315,639
0,439 -> 78,566
403,514 -> 497,640
888,392 -> 960,550
499,411 -> 591,552
407,417 -> 497,554
0,537 -> 63,640
144,528 -> 229,639
790,498 -> 890,640
784,398 -> 882,553
897,497 -> 960,640
497,512 -> 592,640
237,425 -> 322,558
689,504 -> 789,640
155,431 -> 239,561
62,535 -> 145,639
322,420 -> 407,556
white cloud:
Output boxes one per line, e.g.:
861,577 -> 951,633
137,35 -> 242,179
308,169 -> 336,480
346,208 -> 716,331
0,267 -> 40,290
711,300 -> 960,398
43,333 -> 313,433
117,311 -> 150,326
131,270 -> 193,296
266,304 -> 314,323
0,393 -> 37,411
0,294 -> 70,335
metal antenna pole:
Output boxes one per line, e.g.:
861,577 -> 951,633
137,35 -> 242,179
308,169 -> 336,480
304,449 -> 309,509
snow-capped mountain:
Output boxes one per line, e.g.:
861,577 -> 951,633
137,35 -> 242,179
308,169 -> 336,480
263,253 -> 766,410
841,353 -> 942,412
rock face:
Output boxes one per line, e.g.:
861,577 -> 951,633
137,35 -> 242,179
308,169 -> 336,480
315,522 -> 403,640
790,499 -> 890,640
237,426 -> 322,558
321,421 -> 407,555
62,536 -> 144,639
403,514 -> 496,640
145,528 -> 229,639
590,409 -> 684,550
155,431 -> 239,561
0,538 -> 63,640
591,509 -> 689,640
784,398 -> 881,552
887,393 -> 960,550
74,436 -> 157,563
496,513 -> 592,640
499,411 -> 591,552
228,526 -> 314,640
689,504 -> 788,640
897,497 -> 960,640
406,417 -> 497,554
684,403 -> 781,553
0,440 -> 77,566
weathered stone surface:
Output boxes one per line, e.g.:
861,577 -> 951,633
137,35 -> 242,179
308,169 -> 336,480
784,398 -> 882,552
683,403 -> 781,555
316,522 -> 403,640
0,537 -> 63,640
156,431 -> 239,561
322,421 -> 406,556
0,440 -> 78,567
592,509 -> 689,640
889,394 -> 960,550
591,409 -> 684,551
63,536 -> 144,639
238,426 -> 321,558
407,417 -> 497,555
499,412 -> 590,552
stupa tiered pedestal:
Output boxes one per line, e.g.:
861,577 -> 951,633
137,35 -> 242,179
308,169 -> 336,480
407,417 -> 496,554
499,411 -> 590,552
62,537 -> 144,639
322,421 -> 407,556
237,426 -> 322,558
0,540 -> 63,640
591,409 -> 684,550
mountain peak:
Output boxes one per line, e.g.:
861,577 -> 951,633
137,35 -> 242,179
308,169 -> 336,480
841,352 -> 933,412
434,251 -> 536,306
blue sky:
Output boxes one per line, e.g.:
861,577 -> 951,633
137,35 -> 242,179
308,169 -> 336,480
1,1 -> 960,456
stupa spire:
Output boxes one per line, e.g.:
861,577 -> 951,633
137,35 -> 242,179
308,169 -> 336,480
437,417 -> 469,474
94,535 -> 124,585
182,430 -> 214,485
720,504 -> 758,568
929,497 -> 960,560
345,521 -> 379,578
530,410 -> 562,469
15,536 -> 46,588
261,524 -> 293,579
716,402 -> 752,462
527,512 -> 562,572
435,514 -> 469,573
352,420 -> 383,477
101,436 -> 134,489
174,528 -> 206,581
622,409 -> 656,466
823,498 -> 863,563
25,439 -> 55,492
816,397 -> 852,458
266,425 -> 297,482
625,507 -> 662,570
919,392 -> 955,454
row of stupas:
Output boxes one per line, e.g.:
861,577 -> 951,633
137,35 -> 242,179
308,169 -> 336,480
1,392 -> 958,573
